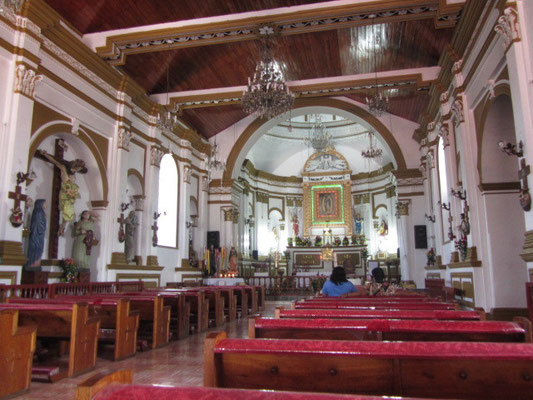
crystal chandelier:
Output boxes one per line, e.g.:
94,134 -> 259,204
305,115 -> 333,153
0,0 -> 24,14
158,106 -> 179,132
157,68 -> 180,132
365,17 -> 389,117
242,30 -> 294,120
208,142 -> 225,171
361,130 -> 383,159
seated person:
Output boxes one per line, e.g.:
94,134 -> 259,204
321,266 -> 358,297
371,265 -> 385,283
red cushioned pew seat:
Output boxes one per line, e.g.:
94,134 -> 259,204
276,308 -> 484,320
250,317 -> 531,342
205,331 -> 533,399
76,370 -> 438,400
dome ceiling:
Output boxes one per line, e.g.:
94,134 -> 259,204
245,113 -> 393,177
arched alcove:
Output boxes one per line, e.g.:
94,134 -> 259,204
478,92 -> 526,309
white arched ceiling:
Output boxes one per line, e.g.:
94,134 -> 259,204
237,105 -> 398,178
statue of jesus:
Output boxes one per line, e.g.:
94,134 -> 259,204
38,149 -> 87,236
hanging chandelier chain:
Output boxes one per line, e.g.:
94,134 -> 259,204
242,31 -> 294,120
365,17 -> 389,117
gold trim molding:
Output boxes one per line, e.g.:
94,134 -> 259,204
520,230 -> 533,262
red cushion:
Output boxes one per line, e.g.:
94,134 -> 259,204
93,385 -> 427,400
257,318 -> 523,334
295,303 -> 454,310
280,309 -> 480,320
215,338 -> 533,360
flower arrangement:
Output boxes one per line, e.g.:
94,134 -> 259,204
60,258 -> 78,283
314,235 -> 322,247
287,237 -> 293,247
302,237 -> 312,247
334,236 -> 341,246
311,275 -> 327,294
342,236 -> 350,246
361,248 -> 368,259
295,236 -> 303,246
359,235 -> 366,245
455,237 -> 468,261
351,234 -> 358,245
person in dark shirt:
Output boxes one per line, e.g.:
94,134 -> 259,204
371,265 -> 385,283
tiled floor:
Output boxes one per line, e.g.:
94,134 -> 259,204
16,301 -> 289,400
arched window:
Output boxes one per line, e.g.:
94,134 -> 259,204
437,139 -> 448,207
157,154 -> 178,247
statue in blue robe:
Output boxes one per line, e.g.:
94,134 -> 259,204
25,199 -> 47,269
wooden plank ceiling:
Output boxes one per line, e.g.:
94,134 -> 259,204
43,0 -> 457,139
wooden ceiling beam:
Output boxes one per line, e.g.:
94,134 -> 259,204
88,0 -> 465,66
161,67 -> 440,110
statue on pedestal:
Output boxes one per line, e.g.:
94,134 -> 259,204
72,210 -> 98,270
124,210 -> 138,263
25,199 -> 47,269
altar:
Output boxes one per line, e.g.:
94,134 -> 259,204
286,245 -> 367,277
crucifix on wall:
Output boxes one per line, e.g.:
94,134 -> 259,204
35,139 -> 87,259
519,158 -> 531,211
7,174 -> 28,227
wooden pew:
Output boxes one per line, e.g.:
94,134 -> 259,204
223,286 -> 248,318
0,309 -> 36,398
142,289 -> 192,340
10,297 -> 139,360
527,282 -> 533,326
292,301 -> 456,310
76,370 -> 437,400
249,317 -> 532,342
58,294 -> 169,349
275,307 -> 485,320
255,285 -> 266,311
0,302 -> 99,379
216,287 -> 237,322
204,331 -> 533,399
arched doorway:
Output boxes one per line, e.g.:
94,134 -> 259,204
478,93 -> 527,309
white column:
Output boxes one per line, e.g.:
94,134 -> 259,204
396,200 -> 411,281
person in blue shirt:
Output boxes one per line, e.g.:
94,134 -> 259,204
321,266 -> 358,297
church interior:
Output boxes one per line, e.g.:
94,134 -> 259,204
1,0 -> 533,399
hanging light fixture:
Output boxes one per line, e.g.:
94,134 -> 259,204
0,0 -> 24,14
305,114 -> 333,153
206,138 -> 226,183
158,67 -> 180,133
361,130 -> 383,159
242,26 -> 294,120
365,16 -> 389,117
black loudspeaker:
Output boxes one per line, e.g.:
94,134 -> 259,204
252,250 -> 258,260
207,231 -> 220,248
414,225 -> 428,249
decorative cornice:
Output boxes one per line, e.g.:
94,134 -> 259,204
232,209 -> 239,224
494,5 -> 520,50
150,146 -> 164,167
451,58 -> 463,74
183,165 -> 193,184
438,124 -> 450,148
222,207 -> 233,222
14,63 -> 42,98
396,200 -> 410,216
95,2 -> 462,65
450,98 -> 465,126
117,127 -> 133,151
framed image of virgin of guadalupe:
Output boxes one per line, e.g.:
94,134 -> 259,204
311,184 -> 344,224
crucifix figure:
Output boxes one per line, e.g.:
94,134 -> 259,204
35,139 -> 87,258
117,212 -> 127,243
117,203 -> 129,243
8,182 -> 27,227
151,219 -> 159,247
519,158 -> 531,211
